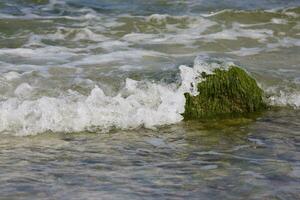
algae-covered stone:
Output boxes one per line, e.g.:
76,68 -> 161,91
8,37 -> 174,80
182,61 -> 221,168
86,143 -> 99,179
183,66 -> 267,119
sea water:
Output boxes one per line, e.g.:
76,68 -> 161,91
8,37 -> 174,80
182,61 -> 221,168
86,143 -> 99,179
0,0 -> 299,199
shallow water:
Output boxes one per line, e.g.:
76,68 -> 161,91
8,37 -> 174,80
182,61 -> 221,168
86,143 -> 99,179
0,0 -> 300,199
0,109 -> 299,199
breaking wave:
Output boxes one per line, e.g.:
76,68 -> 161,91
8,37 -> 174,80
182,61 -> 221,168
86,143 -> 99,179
0,57 -> 299,136
0,57 -> 214,136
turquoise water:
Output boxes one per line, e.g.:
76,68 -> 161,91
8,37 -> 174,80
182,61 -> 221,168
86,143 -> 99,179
0,0 -> 299,199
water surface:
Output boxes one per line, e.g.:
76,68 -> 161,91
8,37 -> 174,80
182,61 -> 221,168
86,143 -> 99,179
0,0 -> 299,199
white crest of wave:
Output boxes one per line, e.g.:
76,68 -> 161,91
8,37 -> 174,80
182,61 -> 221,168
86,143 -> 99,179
1,82 -> 180,136
0,57 -> 212,136
1,57 -> 299,136
269,91 -> 300,108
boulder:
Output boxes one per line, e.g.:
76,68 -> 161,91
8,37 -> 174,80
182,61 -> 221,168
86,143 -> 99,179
183,66 -> 267,119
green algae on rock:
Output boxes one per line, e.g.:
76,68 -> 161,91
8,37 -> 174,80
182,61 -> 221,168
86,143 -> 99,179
183,66 -> 267,119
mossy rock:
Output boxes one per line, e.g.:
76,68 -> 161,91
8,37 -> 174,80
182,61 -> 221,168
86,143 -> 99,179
183,66 -> 267,119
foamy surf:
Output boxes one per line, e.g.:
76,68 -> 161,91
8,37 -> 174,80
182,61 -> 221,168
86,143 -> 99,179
0,58 -> 207,136
0,56 -> 299,136
0,57 -> 298,136
269,91 -> 300,108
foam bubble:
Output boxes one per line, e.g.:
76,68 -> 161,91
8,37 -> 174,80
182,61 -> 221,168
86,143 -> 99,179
122,33 -> 157,43
3,71 -> 21,81
230,47 -> 264,56
0,80 -> 182,136
269,91 -> 300,108
202,23 -> 273,42
73,28 -> 108,42
0,46 -> 77,62
71,50 -> 165,66
271,18 -> 288,24
14,83 -> 34,98
121,15 -> 216,45
147,14 -> 169,24
27,27 -> 109,43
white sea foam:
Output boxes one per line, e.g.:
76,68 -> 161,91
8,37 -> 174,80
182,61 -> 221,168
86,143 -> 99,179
201,23 -> 273,42
229,47 -> 264,56
70,50 -> 166,66
267,37 -> 300,48
271,18 -> 288,24
0,46 -> 77,62
121,14 -> 216,45
121,18 -> 275,46
14,83 -> 34,98
3,72 -> 21,81
269,91 -> 300,108
229,37 -> 300,56
147,14 -> 170,24
0,82 -> 180,136
122,33 -> 157,43
26,27 -> 109,44
0,58 -> 195,135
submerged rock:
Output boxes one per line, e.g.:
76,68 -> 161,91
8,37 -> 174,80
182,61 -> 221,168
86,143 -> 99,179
183,66 -> 267,119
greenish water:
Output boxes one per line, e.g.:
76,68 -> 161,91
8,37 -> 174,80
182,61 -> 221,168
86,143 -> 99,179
1,110 -> 299,199
0,0 -> 299,199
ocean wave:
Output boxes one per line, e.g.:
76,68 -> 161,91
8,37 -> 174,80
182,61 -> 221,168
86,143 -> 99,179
0,57 -> 206,136
0,56 -> 231,136
0,57 -> 299,136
